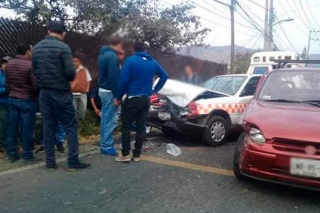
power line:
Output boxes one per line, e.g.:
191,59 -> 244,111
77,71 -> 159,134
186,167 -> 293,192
247,0 -> 269,11
298,0 -> 318,30
277,20 -> 298,53
289,0 -> 311,30
304,0 -> 320,29
159,0 -> 257,37
278,0 -> 308,36
192,1 -> 256,30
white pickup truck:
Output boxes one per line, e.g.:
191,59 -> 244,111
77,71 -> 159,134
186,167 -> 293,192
148,74 -> 262,146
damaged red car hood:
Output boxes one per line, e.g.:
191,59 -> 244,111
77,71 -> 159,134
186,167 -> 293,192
156,79 -> 229,107
244,100 -> 320,142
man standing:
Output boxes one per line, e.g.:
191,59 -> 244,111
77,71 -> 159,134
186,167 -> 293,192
115,42 -> 168,162
5,43 -> 38,163
32,22 -> 90,171
72,56 -> 92,121
98,36 -> 123,156
0,56 -> 12,158
182,65 -> 202,85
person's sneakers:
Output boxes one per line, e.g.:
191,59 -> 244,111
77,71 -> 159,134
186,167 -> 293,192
132,157 -> 141,162
56,143 -> 65,153
23,157 -> 42,163
8,156 -> 21,163
67,162 -> 91,172
46,163 -> 58,171
101,148 -> 118,156
35,145 -> 45,154
115,155 -> 131,163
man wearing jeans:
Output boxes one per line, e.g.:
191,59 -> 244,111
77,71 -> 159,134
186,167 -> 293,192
5,42 -> 38,163
32,22 -> 90,171
115,42 -> 168,162
98,36 -> 123,156
0,56 -> 12,158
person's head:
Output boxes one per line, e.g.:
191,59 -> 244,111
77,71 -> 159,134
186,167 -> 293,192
117,50 -> 126,62
47,21 -> 67,40
73,56 -> 82,69
184,65 -> 193,77
107,36 -> 123,53
17,42 -> 32,59
134,41 -> 146,53
1,56 -> 13,71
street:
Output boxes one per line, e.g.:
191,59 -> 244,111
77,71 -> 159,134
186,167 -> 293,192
0,132 -> 320,213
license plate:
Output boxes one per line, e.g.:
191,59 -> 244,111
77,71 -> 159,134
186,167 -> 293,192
290,158 -> 320,178
158,112 -> 171,121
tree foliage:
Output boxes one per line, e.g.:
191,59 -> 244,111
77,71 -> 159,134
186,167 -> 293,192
233,51 -> 255,74
0,0 -> 210,51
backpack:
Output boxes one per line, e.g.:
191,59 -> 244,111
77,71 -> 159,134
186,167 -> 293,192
71,68 -> 88,93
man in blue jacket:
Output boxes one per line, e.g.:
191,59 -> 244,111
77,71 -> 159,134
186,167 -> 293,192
0,56 -> 12,157
98,36 -> 123,156
115,42 -> 168,162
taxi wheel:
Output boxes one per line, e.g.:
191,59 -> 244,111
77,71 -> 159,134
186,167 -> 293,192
161,127 -> 175,136
203,115 -> 229,147
233,133 -> 248,181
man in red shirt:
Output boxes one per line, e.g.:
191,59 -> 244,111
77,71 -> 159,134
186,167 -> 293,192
6,42 -> 39,163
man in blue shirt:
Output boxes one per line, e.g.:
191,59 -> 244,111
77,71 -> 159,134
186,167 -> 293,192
98,36 -> 123,156
0,56 -> 12,157
115,42 -> 168,162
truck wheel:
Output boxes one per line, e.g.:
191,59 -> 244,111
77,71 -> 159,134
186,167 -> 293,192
233,133 -> 248,180
203,115 -> 229,147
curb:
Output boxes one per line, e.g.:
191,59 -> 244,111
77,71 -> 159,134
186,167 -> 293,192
0,148 -> 100,177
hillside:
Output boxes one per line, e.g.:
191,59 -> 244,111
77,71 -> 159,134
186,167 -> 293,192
178,45 -> 255,63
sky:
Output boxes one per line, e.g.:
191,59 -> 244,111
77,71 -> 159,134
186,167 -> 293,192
1,0 -> 320,54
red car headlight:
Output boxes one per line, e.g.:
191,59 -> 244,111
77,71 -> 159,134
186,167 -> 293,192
249,127 -> 266,145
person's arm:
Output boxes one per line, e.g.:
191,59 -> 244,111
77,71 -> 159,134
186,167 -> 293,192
61,46 -> 76,82
153,62 -> 169,93
0,73 -> 5,95
86,69 -> 92,93
116,59 -> 131,101
108,55 -> 120,98
30,65 -> 39,95
90,98 -> 100,115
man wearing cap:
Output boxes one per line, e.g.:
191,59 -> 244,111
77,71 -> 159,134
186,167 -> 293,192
0,56 -> 13,158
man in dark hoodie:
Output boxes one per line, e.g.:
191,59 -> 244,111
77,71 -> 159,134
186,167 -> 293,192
98,36 -> 123,156
115,41 -> 168,162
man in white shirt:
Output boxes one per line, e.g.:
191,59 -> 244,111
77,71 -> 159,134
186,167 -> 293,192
72,56 -> 92,121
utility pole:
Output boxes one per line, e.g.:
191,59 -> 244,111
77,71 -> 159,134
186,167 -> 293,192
307,30 -> 312,57
268,0 -> 274,51
230,0 -> 235,73
264,0 -> 269,50
308,30 -> 320,57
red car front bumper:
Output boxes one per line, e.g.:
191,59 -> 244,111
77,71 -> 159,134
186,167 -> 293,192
239,136 -> 320,190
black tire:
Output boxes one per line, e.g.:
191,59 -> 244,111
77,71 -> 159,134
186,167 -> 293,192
161,127 -> 176,136
233,132 -> 248,181
203,115 -> 229,147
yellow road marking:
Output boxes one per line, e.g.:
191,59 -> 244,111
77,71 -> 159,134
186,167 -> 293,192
141,155 -> 234,177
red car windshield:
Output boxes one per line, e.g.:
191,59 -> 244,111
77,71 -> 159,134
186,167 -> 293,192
258,70 -> 320,103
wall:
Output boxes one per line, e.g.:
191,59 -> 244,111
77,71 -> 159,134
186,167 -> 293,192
0,17 -> 226,85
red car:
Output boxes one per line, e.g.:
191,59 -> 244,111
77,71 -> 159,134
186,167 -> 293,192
234,67 -> 320,190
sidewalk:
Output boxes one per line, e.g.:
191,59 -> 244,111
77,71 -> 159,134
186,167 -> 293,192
0,130 -> 163,173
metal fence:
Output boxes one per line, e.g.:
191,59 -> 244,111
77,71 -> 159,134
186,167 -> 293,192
0,17 -> 226,84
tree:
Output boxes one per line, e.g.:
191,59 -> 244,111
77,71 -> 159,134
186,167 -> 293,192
0,0 -> 210,51
232,51 -> 255,74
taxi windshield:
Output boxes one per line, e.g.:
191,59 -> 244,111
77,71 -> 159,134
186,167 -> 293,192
202,75 -> 247,95
259,70 -> 320,103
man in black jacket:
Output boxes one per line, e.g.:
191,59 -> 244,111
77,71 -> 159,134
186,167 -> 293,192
32,22 -> 91,171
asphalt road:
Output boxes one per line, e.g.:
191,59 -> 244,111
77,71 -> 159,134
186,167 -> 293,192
0,132 -> 320,213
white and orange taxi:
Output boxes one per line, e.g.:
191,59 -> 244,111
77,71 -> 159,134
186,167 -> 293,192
148,74 -> 262,146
